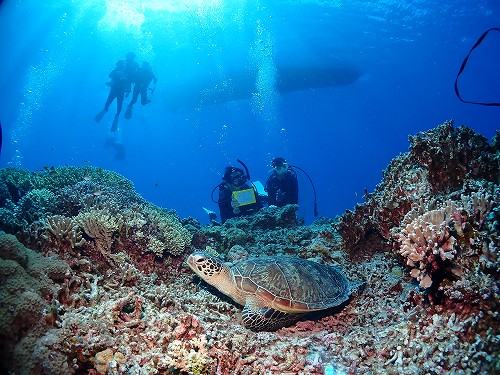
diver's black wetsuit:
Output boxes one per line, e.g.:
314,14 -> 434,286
104,67 -> 128,115
265,170 -> 298,207
130,66 -> 157,105
218,183 -> 263,223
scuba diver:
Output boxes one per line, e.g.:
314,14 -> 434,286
94,59 -> 128,132
211,160 -> 264,223
124,61 -> 158,119
265,157 -> 298,207
124,52 -> 139,95
266,157 -> 319,217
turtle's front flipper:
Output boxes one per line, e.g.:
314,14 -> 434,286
242,304 -> 302,332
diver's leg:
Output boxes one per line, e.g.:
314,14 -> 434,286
130,85 -> 140,105
104,92 -> 114,111
96,92 -> 113,123
140,86 -> 149,105
116,92 -> 124,115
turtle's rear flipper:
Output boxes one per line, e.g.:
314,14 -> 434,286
242,305 -> 301,332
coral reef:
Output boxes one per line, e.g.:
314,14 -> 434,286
393,191 -> 497,294
0,122 -> 498,374
0,232 -> 72,374
336,122 -> 499,294
0,166 -> 192,263
44,214 -> 86,250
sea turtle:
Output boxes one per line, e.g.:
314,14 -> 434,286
187,251 -> 365,331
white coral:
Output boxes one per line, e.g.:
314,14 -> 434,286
395,200 -> 460,288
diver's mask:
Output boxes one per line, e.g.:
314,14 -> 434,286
230,173 -> 247,188
271,157 -> 288,171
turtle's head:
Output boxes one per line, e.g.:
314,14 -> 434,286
187,251 -> 225,283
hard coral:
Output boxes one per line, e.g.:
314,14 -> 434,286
409,121 -> 497,193
391,189 -> 498,303
335,121 -> 498,262
44,214 -> 86,250
394,200 -> 461,288
0,232 -> 71,374
142,205 -> 192,257
15,188 -> 57,226
0,124 -> 498,374
76,208 -> 122,260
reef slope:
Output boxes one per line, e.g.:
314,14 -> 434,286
0,121 -> 498,374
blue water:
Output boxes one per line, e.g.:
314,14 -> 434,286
0,0 -> 498,224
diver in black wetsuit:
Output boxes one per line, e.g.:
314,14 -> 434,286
124,61 -> 157,119
94,59 -> 129,132
265,157 -> 298,207
217,166 -> 263,223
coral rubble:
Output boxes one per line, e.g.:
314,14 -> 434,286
0,122 -> 498,374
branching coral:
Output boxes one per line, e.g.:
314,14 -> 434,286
147,236 -> 166,257
76,209 -> 122,259
14,188 -> 57,227
392,190 -> 498,293
142,206 -> 192,257
460,191 -> 493,227
44,215 -> 86,249
164,314 -> 209,374
394,200 -> 459,288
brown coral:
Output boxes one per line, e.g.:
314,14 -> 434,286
76,208 -> 122,260
44,214 -> 86,249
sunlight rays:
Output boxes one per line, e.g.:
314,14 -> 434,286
98,0 -> 225,30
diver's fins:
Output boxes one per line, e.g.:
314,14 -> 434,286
94,109 -> 107,123
111,114 -> 119,132
202,207 -> 218,222
202,207 -> 216,216
124,105 -> 133,120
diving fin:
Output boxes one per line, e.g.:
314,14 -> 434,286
111,114 -> 119,132
124,105 -> 133,120
94,109 -> 107,123
202,207 -> 218,222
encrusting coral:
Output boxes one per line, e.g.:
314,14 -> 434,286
0,231 -> 72,374
0,122 -> 498,374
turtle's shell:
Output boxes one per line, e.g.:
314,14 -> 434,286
230,256 -> 353,313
